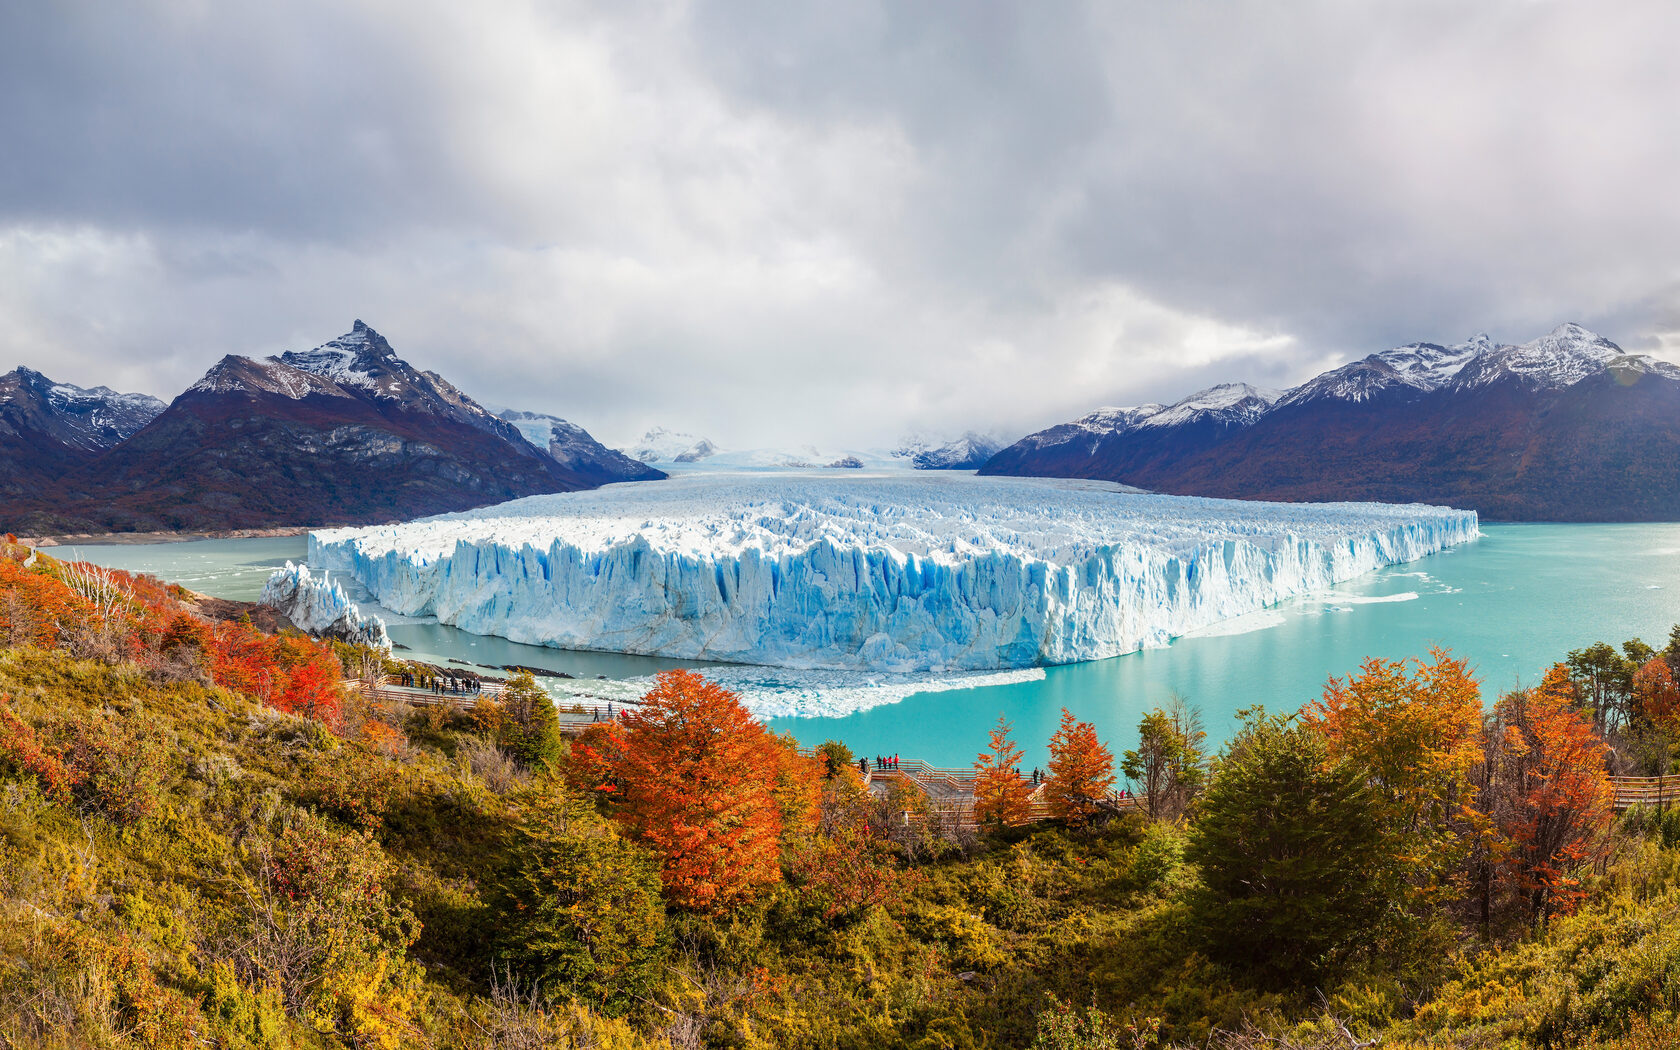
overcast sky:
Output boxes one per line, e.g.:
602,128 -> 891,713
3,1 -> 1679,449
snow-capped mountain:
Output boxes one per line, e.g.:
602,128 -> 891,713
892,431 -> 1011,470
497,409 -> 665,483
0,367 -> 167,507
7,322 -> 598,534
623,427 -> 719,464
984,323 -> 1680,521
0,367 -> 165,453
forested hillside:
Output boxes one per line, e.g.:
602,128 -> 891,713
1,538 -> 1680,1048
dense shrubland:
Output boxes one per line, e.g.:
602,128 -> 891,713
1,535 -> 1680,1047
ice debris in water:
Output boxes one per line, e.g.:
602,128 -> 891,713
307,473 -> 1479,673
259,560 -> 390,650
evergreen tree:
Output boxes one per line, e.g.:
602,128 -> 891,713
501,784 -> 668,1016
499,670 -> 564,769
1187,708 -> 1404,987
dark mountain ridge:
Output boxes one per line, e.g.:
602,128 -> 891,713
497,409 -> 665,483
0,322 -> 645,533
982,324 -> 1680,521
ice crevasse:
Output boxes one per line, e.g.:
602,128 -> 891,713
307,474 -> 1480,673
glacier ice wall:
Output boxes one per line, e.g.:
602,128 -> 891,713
308,474 -> 1478,672
259,560 -> 391,650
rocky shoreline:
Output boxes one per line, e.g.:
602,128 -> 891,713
19,525 -> 311,548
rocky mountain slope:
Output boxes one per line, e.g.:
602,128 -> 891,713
893,432 -> 1009,470
983,323 -> 1680,521
0,367 -> 166,502
498,409 -> 665,483
2,322 -> 601,533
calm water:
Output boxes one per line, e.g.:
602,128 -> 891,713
71,524 -> 1680,768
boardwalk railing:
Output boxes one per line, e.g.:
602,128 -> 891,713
1610,776 -> 1680,811
853,757 -> 1144,829
358,677 -> 632,735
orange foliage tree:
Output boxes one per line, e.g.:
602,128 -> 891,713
1633,657 -> 1680,731
0,550 -> 356,740
1305,649 -> 1484,893
580,670 -> 817,913
1045,708 -> 1115,825
1488,664 -> 1613,919
972,715 -> 1034,829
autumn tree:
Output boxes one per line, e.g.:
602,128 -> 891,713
1632,658 -> 1680,729
1304,649 -> 1483,896
767,729 -> 824,840
1487,665 -> 1614,920
1120,697 -> 1207,821
1045,708 -> 1115,825
972,715 -> 1034,829
586,670 -> 807,913
1624,658 -> 1680,776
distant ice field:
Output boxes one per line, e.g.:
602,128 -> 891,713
308,472 -> 1480,673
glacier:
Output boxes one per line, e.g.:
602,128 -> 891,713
307,473 -> 1479,673
259,561 -> 391,650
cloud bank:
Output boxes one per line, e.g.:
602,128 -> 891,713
3,1 -> 1678,447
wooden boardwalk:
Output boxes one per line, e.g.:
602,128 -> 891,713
360,679 -> 631,736
1610,776 -> 1680,811
856,757 -> 1145,829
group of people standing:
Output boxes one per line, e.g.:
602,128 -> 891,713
396,671 -> 482,697
857,753 -> 901,775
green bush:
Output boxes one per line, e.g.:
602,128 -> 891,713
499,785 -> 668,1016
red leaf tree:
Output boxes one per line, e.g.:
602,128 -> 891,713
590,670 -> 813,913
972,715 -> 1034,829
1490,664 -> 1614,919
1045,708 -> 1116,825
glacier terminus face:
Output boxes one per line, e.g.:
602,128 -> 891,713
307,473 -> 1480,673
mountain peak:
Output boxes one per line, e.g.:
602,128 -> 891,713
0,366 -> 167,453
624,427 -> 719,464
1448,322 -> 1624,391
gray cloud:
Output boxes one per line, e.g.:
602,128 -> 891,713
2,1 -> 1678,449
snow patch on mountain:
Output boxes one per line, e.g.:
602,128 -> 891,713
893,431 -> 1010,470
308,473 -> 1478,673
1137,383 -> 1283,428
623,427 -> 719,464
1450,323 -> 1627,390
0,368 -> 167,451
186,356 -> 349,400
498,409 -> 662,481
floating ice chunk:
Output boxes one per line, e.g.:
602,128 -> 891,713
259,561 -> 390,650
308,474 -> 1478,672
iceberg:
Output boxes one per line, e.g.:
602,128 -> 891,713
308,473 -> 1479,672
259,561 -> 391,650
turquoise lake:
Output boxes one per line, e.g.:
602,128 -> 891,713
69,523 -> 1680,770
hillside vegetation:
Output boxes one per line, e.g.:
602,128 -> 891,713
1,537 -> 1679,1048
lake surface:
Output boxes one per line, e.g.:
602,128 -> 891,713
69,523 -> 1680,769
